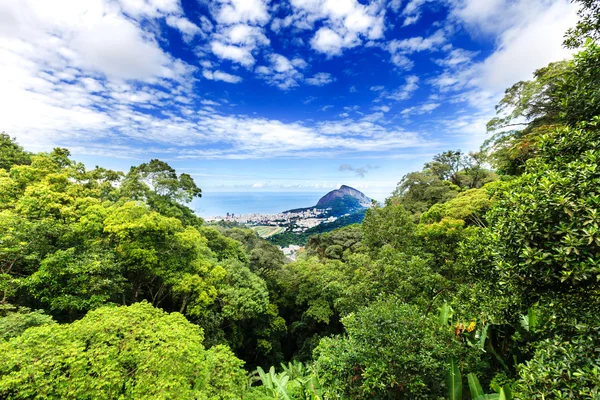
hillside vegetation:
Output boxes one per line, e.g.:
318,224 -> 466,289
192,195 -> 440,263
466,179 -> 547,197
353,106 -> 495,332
1,2 -> 600,398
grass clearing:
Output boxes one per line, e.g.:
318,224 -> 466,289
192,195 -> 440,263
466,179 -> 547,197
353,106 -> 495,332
251,225 -> 285,238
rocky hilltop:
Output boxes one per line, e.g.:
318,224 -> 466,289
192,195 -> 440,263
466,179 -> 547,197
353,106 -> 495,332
284,185 -> 371,217
316,185 -> 371,208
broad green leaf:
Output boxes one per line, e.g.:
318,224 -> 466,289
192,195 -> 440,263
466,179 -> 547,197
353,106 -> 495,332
439,303 -> 452,326
447,358 -> 462,400
467,373 -> 485,399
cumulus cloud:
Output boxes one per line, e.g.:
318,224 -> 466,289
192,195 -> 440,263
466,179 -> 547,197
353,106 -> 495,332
401,102 -> 440,116
256,53 -> 308,89
207,0 -> 271,70
211,0 -> 270,25
430,0 -> 578,113
306,72 -> 335,86
372,105 -> 391,112
203,70 -> 243,83
285,0 -> 385,57
385,29 -> 446,70
165,16 -> 203,41
210,41 -> 256,67
377,75 -> 420,101
0,0 -> 432,161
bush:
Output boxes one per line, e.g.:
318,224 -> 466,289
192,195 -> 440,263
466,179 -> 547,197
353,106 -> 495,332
313,299 -> 464,399
515,327 -> 600,399
0,302 -> 246,399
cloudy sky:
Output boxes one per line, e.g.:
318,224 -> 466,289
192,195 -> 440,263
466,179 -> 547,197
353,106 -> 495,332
0,0 -> 578,198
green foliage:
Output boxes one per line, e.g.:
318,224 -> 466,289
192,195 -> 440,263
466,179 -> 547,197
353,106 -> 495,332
485,43 -> 600,175
248,361 -> 322,400
314,299 -> 464,399
362,201 -> 416,251
0,309 -> 55,340
306,224 -> 362,260
420,187 -> 493,227
0,133 -> 31,172
487,121 -> 600,325
391,171 -> 460,215
564,0 -> 600,48
447,358 -> 463,400
514,327 -> 600,399
0,302 -> 246,399
23,248 -> 125,315
4,34 -> 600,399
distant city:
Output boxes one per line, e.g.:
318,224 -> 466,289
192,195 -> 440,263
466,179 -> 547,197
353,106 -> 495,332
205,208 -> 337,234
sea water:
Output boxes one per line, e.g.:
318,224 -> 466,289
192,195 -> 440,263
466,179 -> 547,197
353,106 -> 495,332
191,192 -> 325,218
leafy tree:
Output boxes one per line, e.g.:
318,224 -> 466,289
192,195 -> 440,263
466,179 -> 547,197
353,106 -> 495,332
313,299 -> 465,399
425,150 -> 463,185
391,171 -> 460,215
564,0 -> 600,48
420,187 -> 494,227
515,326 -> 600,399
559,42 -> 600,126
485,43 -> 600,174
0,309 -> 54,340
0,302 -> 247,399
362,201 -> 417,252
23,248 -> 125,317
306,224 -> 362,260
120,159 -> 203,227
487,120 -> 600,328
0,133 -> 30,171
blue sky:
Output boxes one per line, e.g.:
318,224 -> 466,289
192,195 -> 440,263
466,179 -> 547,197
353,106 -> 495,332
0,0 -> 578,199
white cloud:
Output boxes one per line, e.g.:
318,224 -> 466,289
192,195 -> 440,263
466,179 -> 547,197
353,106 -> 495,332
210,41 -> 256,67
431,0 -> 578,111
203,70 -> 243,83
306,72 -> 335,86
118,0 -> 181,18
471,0 -> 577,93
388,29 -> 446,53
399,0 -> 433,26
255,54 -> 317,90
401,102 -> 440,116
219,24 -> 270,47
287,0 -> 385,57
386,29 -> 446,70
310,27 -> 346,56
402,15 -> 420,26
402,0 -> 432,16
166,16 -> 203,40
373,105 -> 391,112
212,0 -> 270,25
206,1 -> 272,71
256,53 -> 305,89
434,48 -> 478,67
448,0 -> 523,35
390,54 -> 414,70
386,75 -> 419,101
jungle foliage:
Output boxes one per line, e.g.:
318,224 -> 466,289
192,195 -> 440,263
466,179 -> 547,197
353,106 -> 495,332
1,4 -> 600,399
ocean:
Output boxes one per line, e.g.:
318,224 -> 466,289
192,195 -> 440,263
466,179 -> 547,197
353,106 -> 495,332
191,192 -> 325,218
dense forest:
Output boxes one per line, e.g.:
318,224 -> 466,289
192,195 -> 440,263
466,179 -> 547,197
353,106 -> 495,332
1,2 -> 599,398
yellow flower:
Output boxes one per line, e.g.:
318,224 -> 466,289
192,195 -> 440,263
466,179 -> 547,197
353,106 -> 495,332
467,321 -> 476,333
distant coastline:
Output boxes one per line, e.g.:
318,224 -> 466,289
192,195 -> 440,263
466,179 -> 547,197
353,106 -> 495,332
192,192 -> 324,218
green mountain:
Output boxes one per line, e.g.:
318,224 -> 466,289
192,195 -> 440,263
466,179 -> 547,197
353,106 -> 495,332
286,185 -> 371,217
